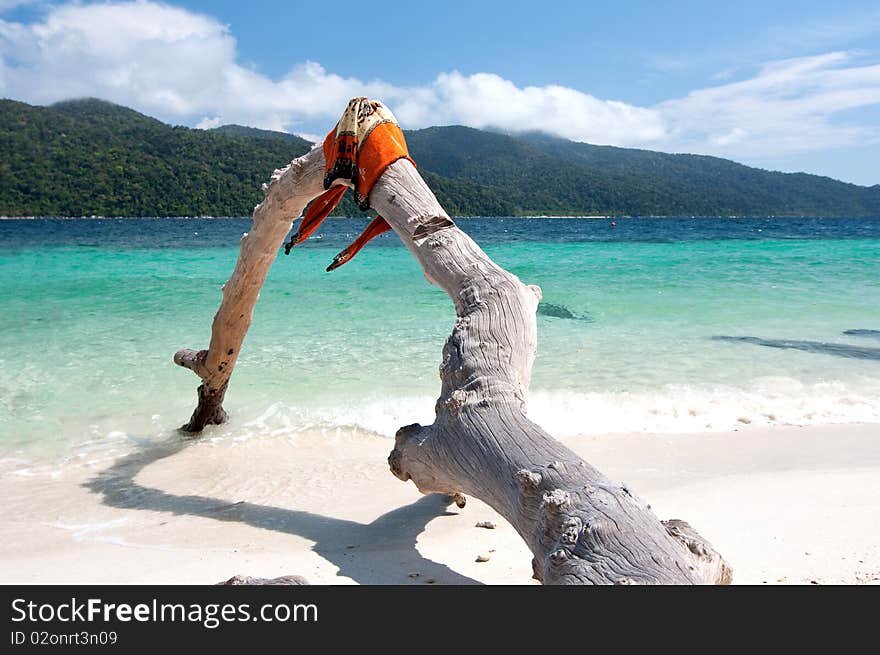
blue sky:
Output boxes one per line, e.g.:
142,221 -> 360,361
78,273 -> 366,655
1,0 -> 879,185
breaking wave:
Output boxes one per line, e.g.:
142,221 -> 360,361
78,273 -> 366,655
234,376 -> 880,439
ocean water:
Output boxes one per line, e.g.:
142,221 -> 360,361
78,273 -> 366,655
1,217 -> 879,464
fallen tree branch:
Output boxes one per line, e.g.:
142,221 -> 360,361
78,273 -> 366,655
173,101 -> 730,584
369,159 -> 731,584
173,147 -> 326,432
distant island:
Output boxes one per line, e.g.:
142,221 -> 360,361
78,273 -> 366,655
1,97 -> 878,218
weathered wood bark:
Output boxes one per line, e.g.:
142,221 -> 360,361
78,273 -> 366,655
370,159 -> 731,584
173,147 -> 326,432
219,575 -> 308,585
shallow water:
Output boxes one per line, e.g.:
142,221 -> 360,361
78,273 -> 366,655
2,216 -> 879,464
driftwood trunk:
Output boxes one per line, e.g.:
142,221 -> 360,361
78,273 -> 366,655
174,148 -> 325,431
175,141 -> 731,585
372,160 -> 730,584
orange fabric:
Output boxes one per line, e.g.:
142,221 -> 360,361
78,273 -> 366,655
284,185 -> 346,254
285,98 -> 413,265
322,129 -> 357,190
319,101 -> 414,209
351,121 -> 412,208
326,216 -> 392,271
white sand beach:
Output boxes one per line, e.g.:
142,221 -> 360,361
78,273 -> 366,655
1,423 -> 877,585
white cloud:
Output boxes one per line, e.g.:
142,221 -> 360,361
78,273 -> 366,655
1,1 -> 879,165
657,51 -> 880,158
295,133 -> 322,144
194,115 -> 221,130
391,72 -> 666,145
0,1 -> 662,145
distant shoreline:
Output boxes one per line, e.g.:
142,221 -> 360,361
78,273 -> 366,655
5,99 -> 878,221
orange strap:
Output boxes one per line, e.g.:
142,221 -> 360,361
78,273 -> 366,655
326,216 -> 392,271
284,185 -> 347,254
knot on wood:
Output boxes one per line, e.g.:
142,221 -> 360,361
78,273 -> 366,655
663,519 -> 711,560
514,469 -> 542,491
662,519 -> 734,584
560,516 -> 583,545
459,285 -> 485,311
387,448 -> 409,482
541,515 -> 583,569
421,225 -> 455,250
444,389 -> 468,412
173,348 -> 208,376
439,338 -> 466,384
412,215 -> 455,244
527,284 -> 543,303
549,549 -> 568,565
615,577 -> 638,585
541,489 -> 571,513
394,422 -> 423,445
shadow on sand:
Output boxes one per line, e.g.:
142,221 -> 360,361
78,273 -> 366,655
83,437 -> 479,585
711,335 -> 880,361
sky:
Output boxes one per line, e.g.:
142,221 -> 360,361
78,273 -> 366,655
1,0 -> 879,185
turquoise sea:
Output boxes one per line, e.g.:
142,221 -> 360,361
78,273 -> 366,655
1,217 -> 879,465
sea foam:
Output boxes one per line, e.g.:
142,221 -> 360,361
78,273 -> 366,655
232,376 -> 880,439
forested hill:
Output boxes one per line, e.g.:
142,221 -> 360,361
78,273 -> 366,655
2,98 -> 878,217
405,127 -> 880,217
0,98 -> 313,217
